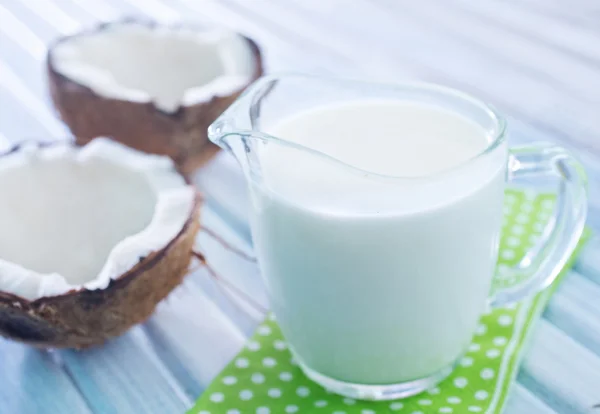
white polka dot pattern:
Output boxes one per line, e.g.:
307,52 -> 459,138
191,193 -> 584,414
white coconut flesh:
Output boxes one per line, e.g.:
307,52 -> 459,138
51,22 -> 258,113
0,138 -> 195,300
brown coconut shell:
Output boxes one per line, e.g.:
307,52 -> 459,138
0,143 -> 202,349
47,20 -> 263,176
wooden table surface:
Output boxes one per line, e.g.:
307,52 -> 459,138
1,1 -> 600,413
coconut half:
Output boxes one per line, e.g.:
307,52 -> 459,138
47,20 -> 263,174
0,138 -> 201,348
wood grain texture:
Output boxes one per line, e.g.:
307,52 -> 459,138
519,321 -> 600,413
0,339 -> 93,414
1,0 -> 600,413
505,384 -> 556,414
59,328 -> 191,414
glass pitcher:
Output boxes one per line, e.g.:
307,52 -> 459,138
208,74 -> 587,400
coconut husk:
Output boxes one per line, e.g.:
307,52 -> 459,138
47,20 -> 263,175
0,194 -> 201,349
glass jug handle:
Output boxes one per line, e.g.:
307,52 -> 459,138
489,143 -> 587,308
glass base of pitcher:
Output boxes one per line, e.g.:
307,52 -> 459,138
297,359 -> 453,401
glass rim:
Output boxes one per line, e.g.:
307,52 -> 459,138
211,73 -> 508,181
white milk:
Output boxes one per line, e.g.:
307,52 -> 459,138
249,100 -> 507,384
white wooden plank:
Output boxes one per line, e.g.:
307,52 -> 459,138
219,0 -> 396,78
408,0 -> 600,104
121,0 -> 181,23
62,0 -> 135,22
0,2 -> 61,109
50,0 -> 112,23
286,0 -> 600,155
0,131 -> 9,147
176,0 -> 351,75
375,1 -> 600,145
508,0 -> 600,31
17,0 -> 82,34
0,61 -> 67,137
0,35 -> 45,94
0,89 -> 56,141
225,0 -> 417,83
450,0 -> 600,66
0,2 -> 47,59
98,0 -> 141,16
519,320 -> 600,413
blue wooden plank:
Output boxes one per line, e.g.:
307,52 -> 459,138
188,259 -> 262,337
141,203 -> 267,398
196,208 -> 265,306
0,2 -> 599,414
2,0 -> 80,40
0,61 -> 67,137
544,271 -> 600,358
0,31 -> 45,96
0,89 -> 57,141
0,131 -> 9,149
574,238 -> 600,286
49,0 -> 110,24
144,280 -> 247,394
0,2 -> 47,60
519,320 -> 600,413
0,340 -> 92,414
505,384 -> 557,414
60,328 -> 191,414
0,1 -> 65,108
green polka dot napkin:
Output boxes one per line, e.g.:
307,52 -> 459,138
189,190 -> 590,414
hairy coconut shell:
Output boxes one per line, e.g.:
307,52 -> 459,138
47,20 -> 263,175
0,193 -> 201,349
